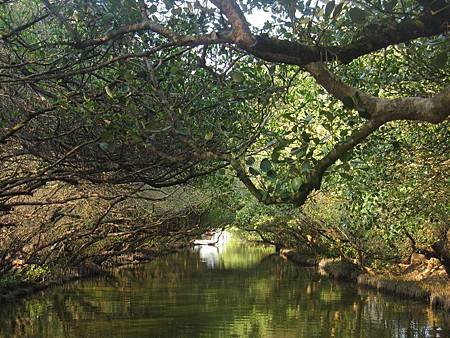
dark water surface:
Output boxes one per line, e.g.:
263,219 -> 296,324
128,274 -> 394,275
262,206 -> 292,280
0,240 -> 448,338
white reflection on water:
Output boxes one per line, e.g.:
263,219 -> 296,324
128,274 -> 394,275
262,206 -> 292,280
195,245 -> 220,268
193,230 -> 231,268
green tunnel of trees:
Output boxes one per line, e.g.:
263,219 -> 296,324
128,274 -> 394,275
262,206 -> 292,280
0,0 -> 448,278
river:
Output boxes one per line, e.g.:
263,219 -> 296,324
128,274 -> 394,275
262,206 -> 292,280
0,238 -> 448,337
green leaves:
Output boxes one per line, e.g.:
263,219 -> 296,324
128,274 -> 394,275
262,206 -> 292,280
332,2 -> 345,19
231,71 -> 244,83
266,170 -> 277,180
204,131 -> 214,141
98,142 -> 109,151
291,177 -> 304,191
249,166 -> 259,176
301,161 -> 311,174
348,7 -> 368,24
260,158 -> 272,172
339,172 -> 353,181
383,0 -> 398,11
171,7 -> 182,16
324,1 -> 335,19
246,156 -> 255,166
290,146 -> 307,157
105,86 -> 114,99
433,51 -> 448,68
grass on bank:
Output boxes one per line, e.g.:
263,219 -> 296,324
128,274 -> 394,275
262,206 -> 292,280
357,274 -> 450,312
280,249 -> 450,312
0,264 -> 98,301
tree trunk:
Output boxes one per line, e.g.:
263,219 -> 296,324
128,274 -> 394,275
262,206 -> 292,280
431,225 -> 450,277
432,240 -> 450,276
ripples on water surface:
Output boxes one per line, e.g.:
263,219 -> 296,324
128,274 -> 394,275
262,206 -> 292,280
0,238 -> 448,337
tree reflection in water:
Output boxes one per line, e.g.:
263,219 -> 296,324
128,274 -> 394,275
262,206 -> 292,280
0,240 -> 448,338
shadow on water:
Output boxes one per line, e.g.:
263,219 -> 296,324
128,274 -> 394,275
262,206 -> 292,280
0,239 -> 449,338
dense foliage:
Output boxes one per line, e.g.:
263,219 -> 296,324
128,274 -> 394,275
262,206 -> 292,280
0,0 -> 448,276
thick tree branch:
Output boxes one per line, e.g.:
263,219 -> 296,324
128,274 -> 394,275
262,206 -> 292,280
306,62 -> 450,124
249,12 -> 449,65
335,13 -> 450,64
210,0 -> 255,46
284,120 -> 383,206
208,0 -> 449,66
231,157 -> 265,201
371,90 -> 450,123
232,120 -> 382,207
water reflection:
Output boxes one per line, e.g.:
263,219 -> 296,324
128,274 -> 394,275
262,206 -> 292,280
193,232 -> 271,270
0,239 -> 448,338
195,245 -> 220,268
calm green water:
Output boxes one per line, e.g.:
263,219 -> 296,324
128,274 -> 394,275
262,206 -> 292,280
0,240 -> 448,338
